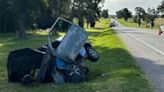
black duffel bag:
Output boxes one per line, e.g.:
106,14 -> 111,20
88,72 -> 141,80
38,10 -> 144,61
7,48 -> 44,82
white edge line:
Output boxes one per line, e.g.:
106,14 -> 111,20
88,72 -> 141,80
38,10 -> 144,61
127,33 -> 164,56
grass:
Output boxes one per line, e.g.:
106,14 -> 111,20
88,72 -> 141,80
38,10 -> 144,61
118,19 -> 159,30
118,19 -> 140,28
0,19 -> 153,92
154,18 -> 164,25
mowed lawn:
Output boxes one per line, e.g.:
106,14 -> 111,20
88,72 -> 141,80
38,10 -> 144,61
0,19 -> 153,92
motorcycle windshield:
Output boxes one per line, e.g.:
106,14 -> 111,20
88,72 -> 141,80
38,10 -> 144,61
55,25 -> 88,63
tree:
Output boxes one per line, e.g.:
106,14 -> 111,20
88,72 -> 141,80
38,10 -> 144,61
71,0 -> 104,28
133,15 -> 138,23
134,7 -> 158,28
0,0 -> 72,38
143,13 -> 151,28
101,9 -> 109,18
0,0 -> 103,38
85,0 -> 104,27
116,10 -> 123,19
157,0 -> 164,16
116,8 -> 132,21
135,7 -> 145,27
9,0 -> 47,39
123,8 -> 132,21
36,0 -> 71,29
147,8 -> 158,28
0,0 -> 17,33
71,0 -> 86,27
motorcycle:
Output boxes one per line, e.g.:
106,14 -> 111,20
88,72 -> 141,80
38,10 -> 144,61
7,17 -> 99,86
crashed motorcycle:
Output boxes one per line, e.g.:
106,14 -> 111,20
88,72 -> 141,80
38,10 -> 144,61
7,18 -> 99,86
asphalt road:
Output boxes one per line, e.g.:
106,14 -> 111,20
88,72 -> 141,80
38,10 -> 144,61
111,19 -> 164,92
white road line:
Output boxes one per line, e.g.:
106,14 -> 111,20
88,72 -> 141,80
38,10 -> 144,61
112,19 -> 164,55
127,33 -> 164,56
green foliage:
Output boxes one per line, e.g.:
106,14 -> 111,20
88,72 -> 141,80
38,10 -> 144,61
134,7 -> 158,28
101,9 -> 109,18
0,0 -> 72,38
13,0 -> 48,39
134,7 -> 146,27
116,8 -> 132,21
0,0 -> 103,38
0,0 -> 17,33
71,0 -> 104,27
157,0 -> 164,16
33,0 -> 72,29
119,19 -> 140,28
146,8 -> 158,28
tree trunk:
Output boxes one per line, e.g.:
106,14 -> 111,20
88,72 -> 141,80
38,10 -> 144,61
3,13 -> 10,33
145,21 -> 148,28
138,19 -> 141,27
78,19 -> 84,28
90,21 -> 95,27
87,22 -> 89,29
151,20 -> 154,29
18,16 -> 27,39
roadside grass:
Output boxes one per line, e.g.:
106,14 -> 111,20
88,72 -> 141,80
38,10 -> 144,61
118,19 -> 139,28
118,19 -> 159,30
0,19 -> 153,92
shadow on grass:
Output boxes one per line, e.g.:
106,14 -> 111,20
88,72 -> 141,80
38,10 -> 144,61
88,29 -> 116,37
86,47 -> 141,82
92,27 -> 109,30
83,47 -> 153,92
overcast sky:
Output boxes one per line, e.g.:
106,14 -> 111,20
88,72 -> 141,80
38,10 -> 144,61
103,0 -> 163,15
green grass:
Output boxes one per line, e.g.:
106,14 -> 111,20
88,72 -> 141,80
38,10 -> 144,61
0,19 -> 153,92
118,19 -> 139,28
118,19 -> 159,30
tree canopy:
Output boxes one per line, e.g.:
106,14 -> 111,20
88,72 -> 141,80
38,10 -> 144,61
157,0 -> 164,16
116,8 -> 132,21
133,7 -> 158,28
0,0 -> 105,39
71,0 -> 104,27
101,9 -> 109,18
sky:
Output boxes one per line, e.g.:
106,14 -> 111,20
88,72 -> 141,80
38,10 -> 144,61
103,0 -> 163,15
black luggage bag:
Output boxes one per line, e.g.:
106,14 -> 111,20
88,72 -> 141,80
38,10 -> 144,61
7,48 -> 44,82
